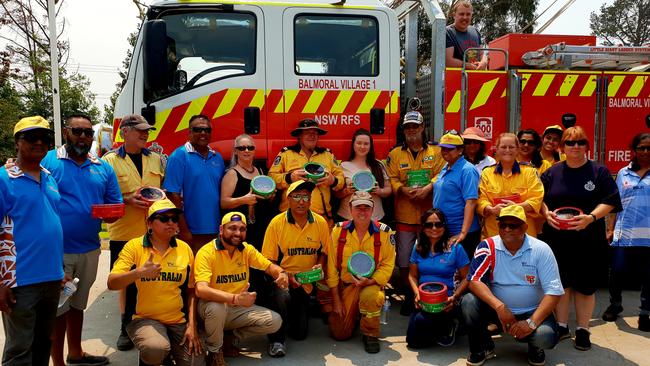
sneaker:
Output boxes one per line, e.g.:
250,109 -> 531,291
466,352 -> 487,366
437,320 -> 458,347
66,353 -> 110,366
116,330 -> 134,351
601,304 -> 623,322
485,348 -> 496,360
208,351 -> 227,366
527,347 -> 545,366
574,328 -> 591,351
557,325 -> 571,341
362,335 -> 380,354
639,315 -> 650,332
267,342 -> 286,358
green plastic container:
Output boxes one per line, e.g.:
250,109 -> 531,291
347,251 -> 375,278
304,162 -> 326,182
419,301 -> 446,313
352,170 -> 376,192
294,268 -> 324,284
406,169 -> 430,188
250,175 -> 276,199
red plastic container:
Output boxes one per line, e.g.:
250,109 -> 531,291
554,207 -> 583,230
418,282 -> 448,313
91,203 -> 125,219
493,193 -> 522,205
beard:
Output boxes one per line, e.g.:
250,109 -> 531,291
67,143 -> 91,157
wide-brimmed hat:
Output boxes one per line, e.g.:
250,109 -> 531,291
461,126 -> 489,142
290,119 -> 327,137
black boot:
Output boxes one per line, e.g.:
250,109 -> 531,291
117,313 -> 134,351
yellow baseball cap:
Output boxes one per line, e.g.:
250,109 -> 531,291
286,180 -> 315,196
221,211 -> 247,226
435,130 -> 464,148
497,205 -> 526,223
14,116 -> 51,136
543,124 -> 563,136
147,199 -> 182,219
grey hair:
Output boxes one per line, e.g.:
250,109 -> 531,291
229,134 -> 255,168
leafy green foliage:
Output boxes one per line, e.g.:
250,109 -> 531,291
590,0 -> 650,46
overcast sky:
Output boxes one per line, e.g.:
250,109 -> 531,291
59,0 -> 607,111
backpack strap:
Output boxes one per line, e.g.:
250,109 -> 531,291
372,220 -> 381,266
336,221 -> 350,273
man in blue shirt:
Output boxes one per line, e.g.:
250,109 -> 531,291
42,114 -> 122,366
164,114 -> 225,253
462,205 -> 564,366
0,116 -> 65,366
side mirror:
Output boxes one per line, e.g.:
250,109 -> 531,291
370,108 -> 385,135
561,113 -> 576,128
143,20 -> 169,101
173,70 -> 187,90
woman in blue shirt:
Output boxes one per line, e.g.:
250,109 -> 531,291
406,208 -> 470,348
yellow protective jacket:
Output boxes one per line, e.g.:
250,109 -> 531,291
386,143 -> 445,225
268,144 -> 344,218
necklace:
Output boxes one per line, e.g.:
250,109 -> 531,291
238,164 -> 255,174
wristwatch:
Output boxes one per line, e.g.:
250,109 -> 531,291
526,318 -> 537,330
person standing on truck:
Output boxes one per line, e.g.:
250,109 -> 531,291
268,119 -> 345,226
164,114 -> 225,253
0,116 -> 64,366
102,114 -> 164,351
386,111 -> 445,315
445,0 -> 488,70
42,114 -> 121,366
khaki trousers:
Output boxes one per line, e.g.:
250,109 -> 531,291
126,318 -> 205,366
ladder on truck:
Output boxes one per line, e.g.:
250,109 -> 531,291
522,43 -> 650,71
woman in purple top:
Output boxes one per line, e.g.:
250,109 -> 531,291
406,209 -> 470,348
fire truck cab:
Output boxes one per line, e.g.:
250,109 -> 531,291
113,0 -> 401,163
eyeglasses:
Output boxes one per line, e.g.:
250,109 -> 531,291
423,221 -> 445,229
18,132 -> 53,144
69,128 -> 94,137
519,139 -> 536,146
235,145 -> 256,151
564,139 -> 588,147
497,222 -> 524,230
635,146 -> 650,152
289,194 -> 311,202
191,127 -> 212,134
155,215 -> 179,223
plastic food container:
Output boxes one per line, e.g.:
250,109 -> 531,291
91,203 -> 125,219
304,162 -> 326,182
250,175 -> 276,199
406,169 -> 430,188
348,251 -> 375,278
493,193 -> 522,205
554,207 -> 583,230
418,282 -> 448,313
352,171 -> 376,192
294,268 -> 324,284
137,186 -> 166,202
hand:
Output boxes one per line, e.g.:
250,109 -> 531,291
488,204 -> 508,217
0,284 -> 16,314
443,295 -> 456,313
316,172 -> 335,187
545,211 -> 561,230
606,229 -> 614,244
61,273 -> 73,288
475,61 -> 488,70
332,294 -> 344,317
274,272 -> 289,289
125,192 -> 151,209
138,253 -> 162,279
234,283 -> 257,307
344,182 -> 357,196
449,232 -> 466,245
240,190 -> 258,206
290,169 -> 308,183
495,303 -> 517,333
351,275 -> 373,287
400,186 -> 417,200
414,292 -> 421,309
414,185 -> 431,200
181,323 -> 203,356
508,320 -> 534,339
567,214 -> 594,231
288,273 -> 301,289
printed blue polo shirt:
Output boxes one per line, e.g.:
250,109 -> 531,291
41,146 -> 123,254
433,156 -> 480,235
163,142 -> 225,234
0,164 -> 64,288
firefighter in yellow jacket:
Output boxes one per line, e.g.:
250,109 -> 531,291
327,191 -> 396,354
268,119 -> 345,224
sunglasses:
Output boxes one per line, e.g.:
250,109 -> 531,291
635,146 -> 650,152
191,127 -> 212,134
498,222 -> 524,230
235,145 -> 256,151
519,139 -> 536,146
564,139 -> 588,147
155,215 -> 179,223
289,194 -> 311,202
423,221 -> 445,229
69,127 -> 94,137
19,132 -> 53,144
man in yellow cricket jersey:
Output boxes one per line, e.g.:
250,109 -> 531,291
102,114 -> 165,350
327,192 -> 396,354
386,111 -> 445,315
268,119 -> 345,225
195,212 -> 289,366
261,180 -> 332,357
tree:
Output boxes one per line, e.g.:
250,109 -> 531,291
590,0 -> 650,46
0,76 -> 24,163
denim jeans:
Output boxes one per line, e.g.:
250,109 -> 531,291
461,293 -> 558,355
608,246 -> 650,315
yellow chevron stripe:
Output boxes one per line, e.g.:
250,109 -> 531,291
626,75 -> 647,97
175,95 -> 210,132
213,89 -> 243,119
249,89 -> 265,109
357,90 -> 381,113
147,108 -> 172,141
447,90 -> 461,113
532,74 -> 555,96
557,74 -> 579,96
520,74 -> 531,92
607,75 -> 625,97
390,91 -> 399,112
580,75 -> 597,97
274,90 -> 299,113
330,90 -> 354,114
302,90 -> 327,114
469,78 -> 498,110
